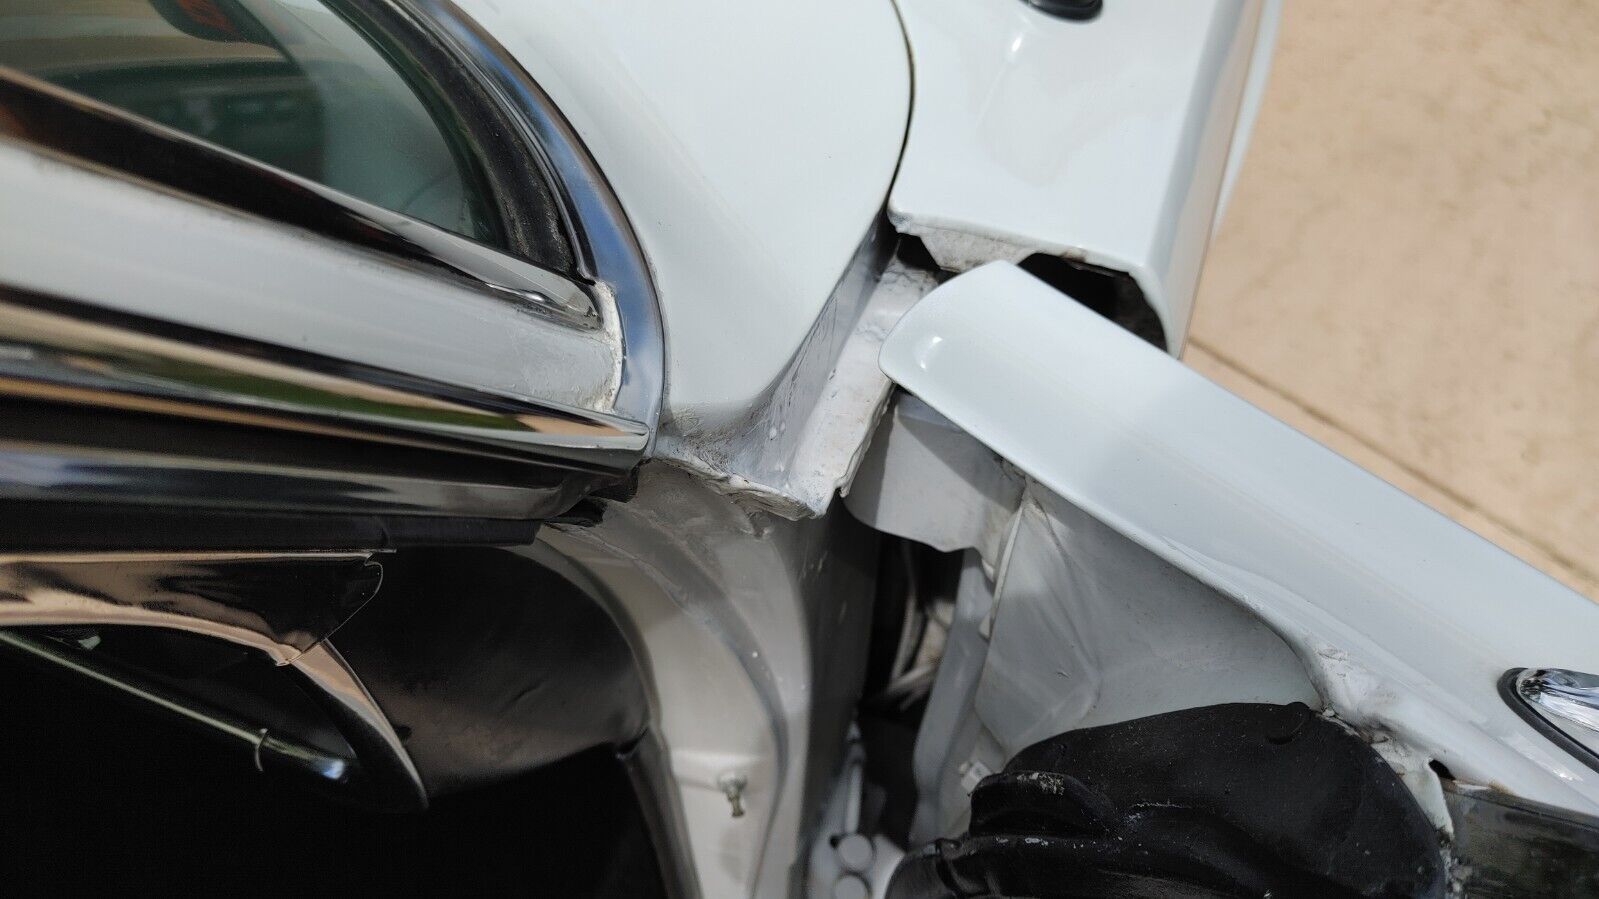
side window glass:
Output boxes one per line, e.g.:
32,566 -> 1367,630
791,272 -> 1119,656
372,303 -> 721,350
0,0 -> 506,247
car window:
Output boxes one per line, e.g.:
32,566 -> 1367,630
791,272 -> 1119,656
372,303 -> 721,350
0,0 -> 505,247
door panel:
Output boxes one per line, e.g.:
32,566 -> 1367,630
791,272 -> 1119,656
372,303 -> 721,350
0,0 -> 664,828
0,61 -> 654,529
0,81 -> 624,415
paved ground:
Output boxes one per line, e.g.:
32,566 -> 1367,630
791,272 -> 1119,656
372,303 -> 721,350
1190,0 -> 1599,601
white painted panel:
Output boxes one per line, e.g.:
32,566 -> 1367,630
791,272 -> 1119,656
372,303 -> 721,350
976,488 -> 1321,757
458,0 -> 911,427
890,0 -> 1266,350
881,261 -> 1599,814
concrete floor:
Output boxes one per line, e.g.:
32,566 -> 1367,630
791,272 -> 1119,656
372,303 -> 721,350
1189,1 -> 1599,601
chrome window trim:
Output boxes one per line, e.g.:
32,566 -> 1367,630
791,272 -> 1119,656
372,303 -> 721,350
331,0 -> 583,270
0,438 -> 565,521
397,0 -> 666,430
0,283 -> 646,468
0,1 -> 664,525
0,69 -> 601,330
0,0 -> 664,447
1,137 -> 626,413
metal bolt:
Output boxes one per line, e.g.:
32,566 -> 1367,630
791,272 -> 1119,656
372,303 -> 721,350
717,772 -> 748,818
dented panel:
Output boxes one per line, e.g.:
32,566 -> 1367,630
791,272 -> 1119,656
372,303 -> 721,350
889,0 -> 1274,351
880,261 -> 1599,817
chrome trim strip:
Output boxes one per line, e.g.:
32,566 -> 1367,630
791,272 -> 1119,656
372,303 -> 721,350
0,551 -> 382,664
335,209 -> 598,326
398,0 -> 666,430
1503,667 -> 1599,772
0,284 -> 647,472
0,67 -> 599,329
0,439 -> 560,520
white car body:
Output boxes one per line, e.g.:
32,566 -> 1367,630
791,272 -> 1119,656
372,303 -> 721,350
2,0 -> 1596,896
495,0 -> 1599,893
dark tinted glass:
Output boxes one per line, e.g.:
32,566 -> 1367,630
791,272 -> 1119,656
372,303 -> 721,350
0,0 -> 504,245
